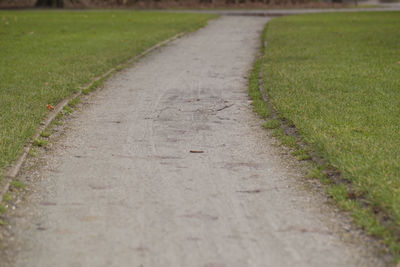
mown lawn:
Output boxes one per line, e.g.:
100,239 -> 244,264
262,12 -> 400,249
0,11 -> 215,178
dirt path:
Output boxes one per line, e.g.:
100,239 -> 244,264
7,16 -> 387,266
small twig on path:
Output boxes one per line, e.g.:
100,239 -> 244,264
190,150 -> 204,153
216,104 -> 234,112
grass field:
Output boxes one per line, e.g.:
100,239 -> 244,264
0,11 -> 215,179
261,12 -> 400,252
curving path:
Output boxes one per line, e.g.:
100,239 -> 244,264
9,16 -> 387,266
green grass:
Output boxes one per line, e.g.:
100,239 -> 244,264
33,138 -> 48,147
40,130 -> 52,138
0,204 -> 6,214
262,12 -> 400,253
0,11 -> 215,178
10,180 -> 25,189
67,97 -> 81,108
292,148 -> 311,161
2,193 -> 12,202
249,58 -> 271,118
263,119 -> 280,129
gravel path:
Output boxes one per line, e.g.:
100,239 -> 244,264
9,16 -> 387,266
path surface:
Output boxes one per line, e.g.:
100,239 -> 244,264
10,16 -> 385,266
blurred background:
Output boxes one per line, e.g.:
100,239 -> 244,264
1,0 -> 398,9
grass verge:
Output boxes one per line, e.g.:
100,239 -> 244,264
0,10 -> 215,181
251,12 -> 400,259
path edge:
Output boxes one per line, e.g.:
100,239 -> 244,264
249,19 -> 397,262
0,31 -> 187,203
